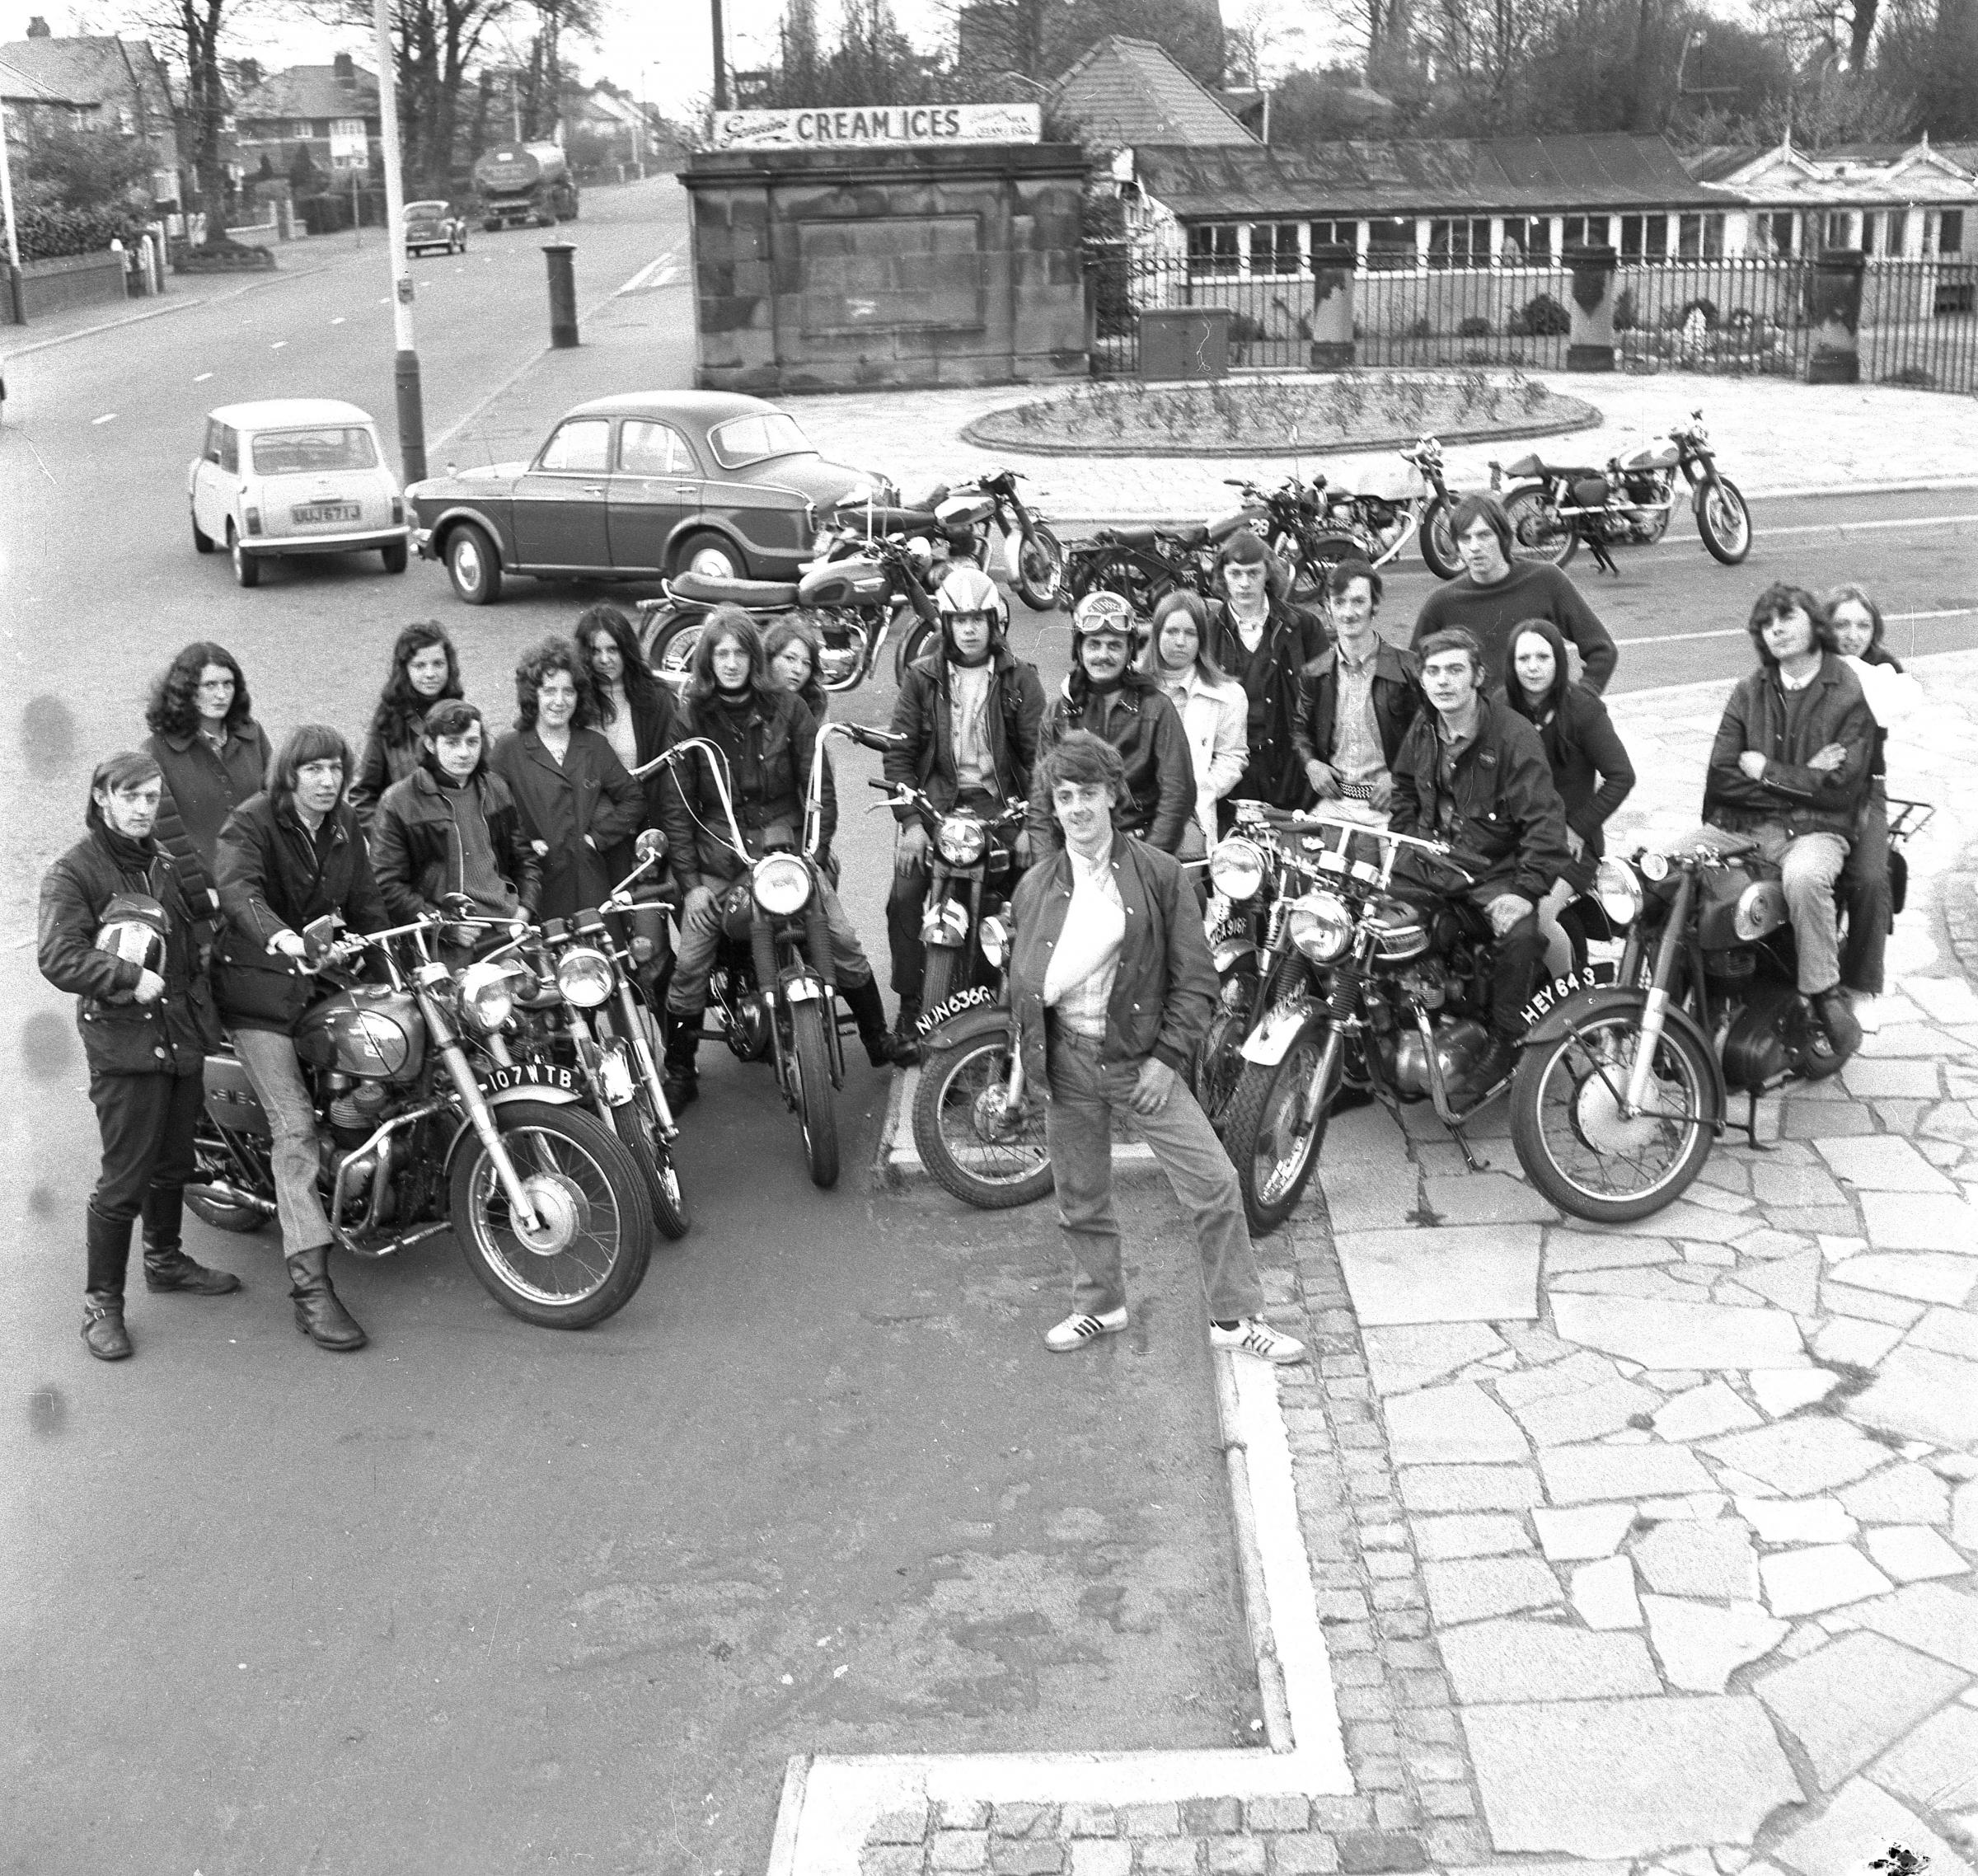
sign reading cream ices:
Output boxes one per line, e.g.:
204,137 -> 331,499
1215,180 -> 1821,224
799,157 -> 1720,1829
711,103 -> 1041,150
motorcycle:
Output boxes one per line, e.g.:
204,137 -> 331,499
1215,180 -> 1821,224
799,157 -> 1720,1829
953,467 -> 1066,612
638,531 -> 940,695
1342,436 -> 1465,581
1509,801 -> 1933,1224
1062,500 -> 1256,614
1490,410 -> 1752,573
1219,474 -> 1357,607
185,913 -> 654,1329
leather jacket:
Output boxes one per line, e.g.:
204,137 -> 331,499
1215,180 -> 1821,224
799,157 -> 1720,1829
1704,654 -> 1873,842
1028,674 -> 1196,855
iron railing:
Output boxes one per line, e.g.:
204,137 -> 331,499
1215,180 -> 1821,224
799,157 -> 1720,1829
1085,249 -> 1978,394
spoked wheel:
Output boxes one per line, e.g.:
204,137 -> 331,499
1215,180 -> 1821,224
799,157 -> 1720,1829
1420,495 -> 1462,579
921,942 -> 965,1019
1697,476 -> 1752,565
892,611 -> 938,686
612,1093 -> 691,1241
646,609 -> 706,684
912,1020 -> 1052,1209
1013,524 -> 1065,610
1195,967 -> 1259,1132
1221,1023 -> 1340,1234
1509,1008 -> 1720,1223
449,1100 -> 653,1327
1502,487 -> 1577,568
789,999 -> 839,1189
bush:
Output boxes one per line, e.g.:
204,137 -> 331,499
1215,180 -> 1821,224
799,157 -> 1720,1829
1460,347 -> 1495,364
1408,315 -> 1433,340
1677,295 -> 1721,330
6,200 -> 144,260
1881,363 -> 1937,388
1507,292 -> 1570,338
1456,313 -> 1492,337
1613,287 -> 1638,332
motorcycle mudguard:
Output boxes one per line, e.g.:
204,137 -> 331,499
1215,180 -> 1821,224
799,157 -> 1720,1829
1240,1000 -> 1323,1067
439,1082 -> 585,1181
1519,985 -> 1727,1113
1212,937 -> 1258,975
783,971 -> 825,1004
916,988 -> 1005,1045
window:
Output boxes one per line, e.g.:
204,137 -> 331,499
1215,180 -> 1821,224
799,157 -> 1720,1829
1755,211 -> 1795,256
1186,224 -> 1239,275
1618,213 -> 1668,259
1884,209 -> 1908,256
1250,223 -> 1301,274
1825,211 -> 1854,250
1501,218 -> 1550,264
618,420 -> 696,476
203,419 -> 224,466
1365,218 -> 1417,270
1563,215 -> 1609,250
251,426 -> 378,475
1427,217 -> 1490,269
1938,209 -> 1965,255
707,410 -> 811,467
1677,213 -> 1725,259
537,418 -> 612,475
1308,218 -> 1356,256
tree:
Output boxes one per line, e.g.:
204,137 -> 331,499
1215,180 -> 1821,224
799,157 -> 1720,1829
115,0 -> 251,244
514,0 -> 599,140
16,116 -> 156,212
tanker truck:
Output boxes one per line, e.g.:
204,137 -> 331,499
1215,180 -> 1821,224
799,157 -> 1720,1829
473,142 -> 579,231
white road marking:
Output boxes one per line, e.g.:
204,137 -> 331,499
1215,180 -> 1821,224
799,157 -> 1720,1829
616,251 -> 680,294
1757,513 -> 1978,537
331,317 -> 345,325
194,372 -> 213,382
270,340 -> 287,349
91,412 -> 116,424
1613,606 -> 1976,647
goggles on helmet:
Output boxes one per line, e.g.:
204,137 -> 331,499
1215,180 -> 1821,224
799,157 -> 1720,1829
1072,589 -> 1138,637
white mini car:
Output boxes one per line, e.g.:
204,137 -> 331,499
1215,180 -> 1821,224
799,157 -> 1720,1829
188,397 -> 410,589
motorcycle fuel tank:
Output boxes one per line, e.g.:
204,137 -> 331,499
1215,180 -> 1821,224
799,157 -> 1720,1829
799,559 -> 888,607
296,985 -> 426,1081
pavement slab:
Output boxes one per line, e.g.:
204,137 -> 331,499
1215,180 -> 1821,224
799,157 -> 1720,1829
1411,1513 -> 1535,1559
1385,1382 -> 1530,1466
1569,1557 -> 1643,1632
1746,1370 -> 1844,1418
1701,1419 -> 1890,1497
1399,1466 -> 1544,1513
1760,1545 -> 1896,1617
1547,1236 -> 1689,1275
1839,1059 -> 1946,1100
1754,1630 -> 1968,1789
1441,1618 -> 1657,1701
1771,1776 -> 1966,1876
1851,1581 -> 1978,1672
1863,1524 -> 1971,1583
1903,1306 -> 1978,1363
1549,1294 -> 1808,1372
1812,1135 -> 1961,1193
1651,1380 -> 1765,1443
1826,1252 -> 1978,1306
1533,1504 -> 1638,1563
1359,1324 -> 1507,1395
1856,1191 -> 1978,1251
1419,1173 -> 1558,1226
1847,1344 -> 1978,1447
1538,1444 -> 1715,1505
1633,1521 -> 1761,1602
1734,1497 -> 1858,1544
1729,1250 -> 1823,1318
1866,1702 -> 1978,1814
1334,1226 -> 1543,1326
1423,1555 -> 1563,1626
1507,1378 -> 1662,1447
1640,1596 -> 1789,1693
1460,1696 -> 1801,1860
1836,1462 -> 1952,1527
1903,977 -> 1978,1025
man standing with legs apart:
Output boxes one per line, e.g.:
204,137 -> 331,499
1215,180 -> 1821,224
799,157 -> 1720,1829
1704,584 -> 1873,1069
1010,731 -> 1305,1366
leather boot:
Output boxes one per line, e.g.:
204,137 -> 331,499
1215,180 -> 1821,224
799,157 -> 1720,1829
841,976 -> 898,1068
286,1245 -> 368,1352
143,1185 -> 242,1295
82,1207 -> 132,1359
1813,987 -> 1863,1068
891,995 -> 923,1066
82,1291 -> 131,1361
661,1010 -> 701,1109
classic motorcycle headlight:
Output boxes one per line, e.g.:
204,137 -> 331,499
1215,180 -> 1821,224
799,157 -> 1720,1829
1287,891 -> 1352,962
935,815 -> 987,865
979,913 -> 1011,971
555,946 -> 614,1008
752,852 -> 813,917
1210,837 -> 1267,902
457,959 -> 518,1032
1596,856 -> 1643,928
1638,850 -> 1671,884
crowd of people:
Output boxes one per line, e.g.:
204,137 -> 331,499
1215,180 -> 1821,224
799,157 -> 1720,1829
37,494 -> 1916,1367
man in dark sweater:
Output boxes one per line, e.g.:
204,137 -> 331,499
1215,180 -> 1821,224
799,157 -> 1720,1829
1411,495 -> 1619,694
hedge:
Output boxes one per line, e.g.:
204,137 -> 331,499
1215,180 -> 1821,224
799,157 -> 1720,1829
2,201 -> 146,261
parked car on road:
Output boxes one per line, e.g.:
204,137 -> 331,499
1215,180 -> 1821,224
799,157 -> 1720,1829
405,390 -> 890,606
189,398 -> 410,589
404,199 -> 467,256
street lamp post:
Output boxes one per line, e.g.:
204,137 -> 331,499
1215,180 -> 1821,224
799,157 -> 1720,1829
373,0 -> 428,485
0,92 -> 26,326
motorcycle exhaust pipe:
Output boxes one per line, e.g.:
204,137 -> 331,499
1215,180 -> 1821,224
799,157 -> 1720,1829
185,1180 -> 277,1216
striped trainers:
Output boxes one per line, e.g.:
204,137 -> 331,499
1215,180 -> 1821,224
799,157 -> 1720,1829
1210,1318 -> 1307,1366
1044,1306 -> 1128,1352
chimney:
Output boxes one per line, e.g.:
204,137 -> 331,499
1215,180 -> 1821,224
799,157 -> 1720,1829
26,15 -> 51,35
333,51 -> 355,86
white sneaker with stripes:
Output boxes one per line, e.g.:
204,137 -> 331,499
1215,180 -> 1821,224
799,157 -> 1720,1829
1044,1306 -> 1128,1352
1210,1318 -> 1307,1366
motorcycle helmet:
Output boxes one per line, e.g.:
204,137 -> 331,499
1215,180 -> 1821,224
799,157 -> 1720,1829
95,893 -> 168,978
1070,588 -> 1148,665
935,564 -> 1008,659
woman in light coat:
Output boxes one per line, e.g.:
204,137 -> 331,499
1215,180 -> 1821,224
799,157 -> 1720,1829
1143,590 -> 1247,858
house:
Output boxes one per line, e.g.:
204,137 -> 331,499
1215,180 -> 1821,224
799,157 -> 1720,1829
1048,35 -> 1258,155
232,54 -> 382,182
563,84 -> 647,169
0,20 -> 183,209
1692,135 -> 1976,262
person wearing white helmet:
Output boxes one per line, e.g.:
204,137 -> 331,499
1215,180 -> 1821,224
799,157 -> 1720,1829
1029,589 -> 1195,856
883,565 -> 1045,1049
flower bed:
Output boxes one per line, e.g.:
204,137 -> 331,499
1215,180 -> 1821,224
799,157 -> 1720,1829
963,370 -> 1601,458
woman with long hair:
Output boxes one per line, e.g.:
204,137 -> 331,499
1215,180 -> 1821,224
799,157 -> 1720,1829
142,640 -> 272,926
349,621 -> 463,828
213,725 -> 390,1352
488,635 -> 645,922
655,607 -> 895,1103
763,613 -> 837,875
1142,589 -> 1247,857
576,603 -> 680,820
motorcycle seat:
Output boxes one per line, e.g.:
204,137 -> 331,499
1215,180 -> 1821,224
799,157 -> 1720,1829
668,571 -> 801,609
1510,455 -> 1601,481
836,504 -> 941,535
1166,522 -> 1211,547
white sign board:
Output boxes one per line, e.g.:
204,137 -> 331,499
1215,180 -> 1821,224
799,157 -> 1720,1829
329,118 -> 368,167
711,103 -> 1040,151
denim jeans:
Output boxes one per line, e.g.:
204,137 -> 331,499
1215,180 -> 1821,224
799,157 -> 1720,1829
666,875 -> 874,1017
1747,823 -> 1851,995
1043,1020 -> 1265,1322
230,1027 -> 333,1256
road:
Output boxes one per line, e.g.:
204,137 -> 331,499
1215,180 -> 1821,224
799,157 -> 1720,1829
0,179 -> 1255,1876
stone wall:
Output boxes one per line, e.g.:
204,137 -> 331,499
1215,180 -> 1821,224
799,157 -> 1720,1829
681,143 -> 1089,394
14,252 -> 129,323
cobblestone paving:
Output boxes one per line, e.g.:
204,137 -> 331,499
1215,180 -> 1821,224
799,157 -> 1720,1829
851,654 -> 1978,1876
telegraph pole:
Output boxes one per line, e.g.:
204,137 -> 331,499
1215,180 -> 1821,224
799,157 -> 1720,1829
373,0 -> 428,483
0,92 -> 25,326
710,0 -> 730,110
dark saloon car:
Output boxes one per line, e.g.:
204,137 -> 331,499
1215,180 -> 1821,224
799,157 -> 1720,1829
405,391 -> 892,605
404,199 -> 467,256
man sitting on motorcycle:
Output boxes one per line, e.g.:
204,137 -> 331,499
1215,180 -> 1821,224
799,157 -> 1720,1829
1294,559 -> 1422,828
1029,591 -> 1196,856
1702,584 -> 1873,1067
1390,627 -> 1574,1104
884,565 -> 1045,1050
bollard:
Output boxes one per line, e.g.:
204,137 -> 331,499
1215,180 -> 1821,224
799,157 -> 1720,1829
1564,244 -> 1619,372
542,242 -> 579,349
1807,247 -> 1867,386
1307,242 -> 1357,369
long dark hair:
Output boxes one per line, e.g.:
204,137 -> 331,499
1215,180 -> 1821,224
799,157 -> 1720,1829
369,621 -> 463,742
270,724 -> 354,817
763,613 -> 828,721
1503,617 -> 1571,721
145,641 -> 253,742
513,636 -> 599,731
1825,583 -> 1903,672
683,605 -> 773,713
1746,583 -> 1836,668
574,603 -> 664,725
